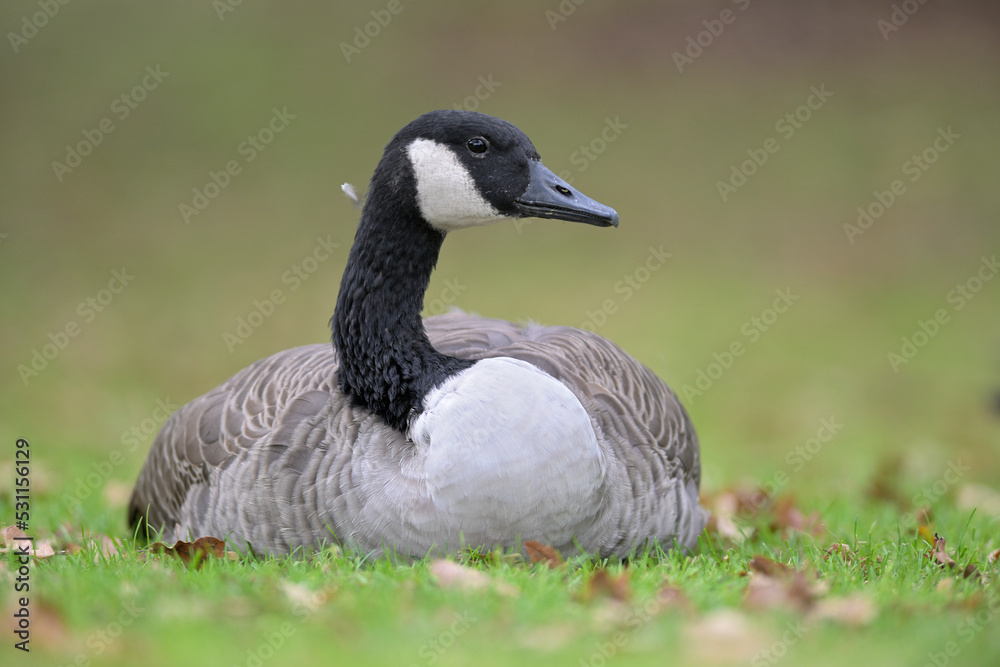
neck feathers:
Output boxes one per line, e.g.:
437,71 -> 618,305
332,176 -> 473,432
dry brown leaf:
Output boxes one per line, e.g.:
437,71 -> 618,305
147,536 -> 227,569
684,609 -> 763,663
703,486 -> 769,522
745,571 -> 822,612
524,540 -> 563,568
429,559 -> 489,591
918,525 -> 935,545
704,512 -> 746,541
655,584 -> 692,611
32,542 -> 56,559
824,543 -> 854,562
809,594 -> 877,627
0,525 -> 28,548
747,555 -> 796,579
744,556 -> 825,612
988,548 -> 1000,565
281,581 -> 331,614
429,559 -> 518,597
580,568 -> 631,603
0,527 -> 58,559
929,534 -> 956,568
93,534 -> 120,560
769,496 -> 824,536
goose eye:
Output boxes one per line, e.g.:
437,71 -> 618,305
467,137 -> 489,155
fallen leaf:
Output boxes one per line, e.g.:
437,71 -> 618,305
0,525 -> 28,548
704,512 -> 747,542
744,556 -> 825,612
281,581 -> 331,614
579,568 -> 631,603
430,559 -> 488,590
655,585 -> 692,612
684,610 -> 763,663
703,486 -> 769,523
988,548 -> 1000,565
0,527 -> 58,558
524,540 -> 563,568
146,536 -> 227,569
32,541 -> 56,559
824,543 -> 854,562
95,534 -> 121,560
918,525 -> 935,545
928,534 -> 956,568
809,594 -> 877,627
769,496 -> 824,536
746,555 -> 796,579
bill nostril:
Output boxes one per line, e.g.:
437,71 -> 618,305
554,185 -> 572,197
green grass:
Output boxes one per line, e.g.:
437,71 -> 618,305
2,1 -> 1000,666
5,502 -> 999,666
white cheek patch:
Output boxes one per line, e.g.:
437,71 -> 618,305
406,138 -> 510,231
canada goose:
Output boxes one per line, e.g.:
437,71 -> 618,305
129,110 -> 706,558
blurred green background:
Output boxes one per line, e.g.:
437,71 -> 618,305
1,0 -> 998,528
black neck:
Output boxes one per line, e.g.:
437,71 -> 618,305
331,186 -> 474,432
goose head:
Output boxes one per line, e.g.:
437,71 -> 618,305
334,110 -> 619,432
373,110 -> 619,232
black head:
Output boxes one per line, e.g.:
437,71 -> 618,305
373,110 -> 619,231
